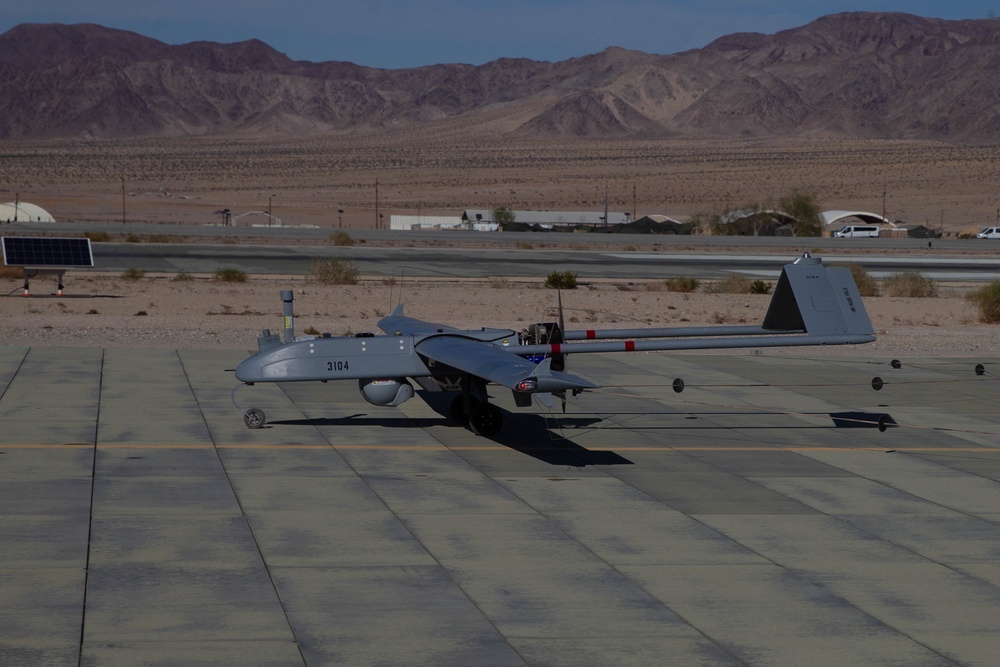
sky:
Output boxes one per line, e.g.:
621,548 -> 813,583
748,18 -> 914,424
2,1 -> 998,69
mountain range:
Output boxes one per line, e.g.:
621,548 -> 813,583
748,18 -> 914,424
1,12 -> 999,143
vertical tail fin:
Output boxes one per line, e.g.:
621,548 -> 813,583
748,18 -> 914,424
762,254 -> 874,337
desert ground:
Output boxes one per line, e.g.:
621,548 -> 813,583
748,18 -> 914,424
3,134 -> 1000,234
0,272 -> 993,361
3,133 -> 1000,357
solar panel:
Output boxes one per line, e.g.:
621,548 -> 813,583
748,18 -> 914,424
2,237 -> 94,267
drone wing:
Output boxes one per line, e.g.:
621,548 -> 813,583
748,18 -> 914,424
414,334 -> 598,393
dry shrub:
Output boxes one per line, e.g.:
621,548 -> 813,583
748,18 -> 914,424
215,268 -> 247,282
309,258 -> 359,285
544,270 -> 577,289
836,263 -> 879,297
330,231 -> 355,246
850,264 -> 879,297
882,271 -> 937,297
966,281 -> 1000,323
664,276 -> 699,293
705,275 -> 752,294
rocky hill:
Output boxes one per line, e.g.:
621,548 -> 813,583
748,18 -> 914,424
2,12 -> 1000,142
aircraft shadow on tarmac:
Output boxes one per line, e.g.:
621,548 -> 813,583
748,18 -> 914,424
557,409 -> 896,431
829,411 -> 898,429
268,405 -> 896,466
270,392 -> 632,467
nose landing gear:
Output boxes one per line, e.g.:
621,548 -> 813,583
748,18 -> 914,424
232,384 -> 267,429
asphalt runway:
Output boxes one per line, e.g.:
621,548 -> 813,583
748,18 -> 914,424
7,220 -> 1000,281
86,243 -> 1000,282
3,346 -> 1000,666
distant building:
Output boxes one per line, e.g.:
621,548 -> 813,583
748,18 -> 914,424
821,210 -> 892,233
0,202 -> 56,223
628,215 -> 692,234
390,215 -> 464,231
462,209 -> 631,230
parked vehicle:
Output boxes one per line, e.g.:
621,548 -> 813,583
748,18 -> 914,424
834,225 -> 880,238
976,227 -> 1000,239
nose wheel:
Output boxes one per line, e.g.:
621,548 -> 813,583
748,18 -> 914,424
232,383 -> 267,429
243,408 -> 266,429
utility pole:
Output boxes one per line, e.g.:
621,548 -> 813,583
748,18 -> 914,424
375,179 -> 380,229
121,175 -> 126,224
881,184 -> 887,224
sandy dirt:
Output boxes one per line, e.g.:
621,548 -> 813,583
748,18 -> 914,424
4,133 -> 1000,359
5,136 -> 1000,235
1,273 -> 993,360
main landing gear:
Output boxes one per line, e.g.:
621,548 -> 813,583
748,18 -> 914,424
448,377 -> 503,437
450,395 -> 503,437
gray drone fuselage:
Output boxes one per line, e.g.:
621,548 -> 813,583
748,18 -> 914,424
231,254 -> 876,432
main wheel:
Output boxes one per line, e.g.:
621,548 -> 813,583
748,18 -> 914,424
449,395 -> 480,425
469,403 -> 503,437
243,408 -> 266,429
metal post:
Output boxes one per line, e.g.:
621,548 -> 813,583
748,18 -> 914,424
281,290 -> 295,343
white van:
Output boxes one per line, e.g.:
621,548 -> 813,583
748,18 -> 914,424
834,225 -> 880,238
976,227 -> 1000,239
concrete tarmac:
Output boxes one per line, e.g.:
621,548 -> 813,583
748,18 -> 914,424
3,347 -> 1000,666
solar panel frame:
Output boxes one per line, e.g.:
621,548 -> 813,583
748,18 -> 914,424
2,237 -> 94,267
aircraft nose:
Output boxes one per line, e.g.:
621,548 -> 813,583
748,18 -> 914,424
234,356 -> 262,383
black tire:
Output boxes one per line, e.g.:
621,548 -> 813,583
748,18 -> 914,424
244,408 -> 266,429
469,404 -> 503,437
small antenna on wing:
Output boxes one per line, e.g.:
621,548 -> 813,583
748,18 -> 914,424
386,265 -> 466,311
389,266 -> 406,311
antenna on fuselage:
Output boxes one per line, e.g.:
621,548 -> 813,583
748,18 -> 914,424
281,290 -> 295,343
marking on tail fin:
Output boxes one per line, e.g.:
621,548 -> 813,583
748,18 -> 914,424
762,258 -> 873,337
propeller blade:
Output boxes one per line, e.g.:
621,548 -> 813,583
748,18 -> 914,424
553,289 -> 566,371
